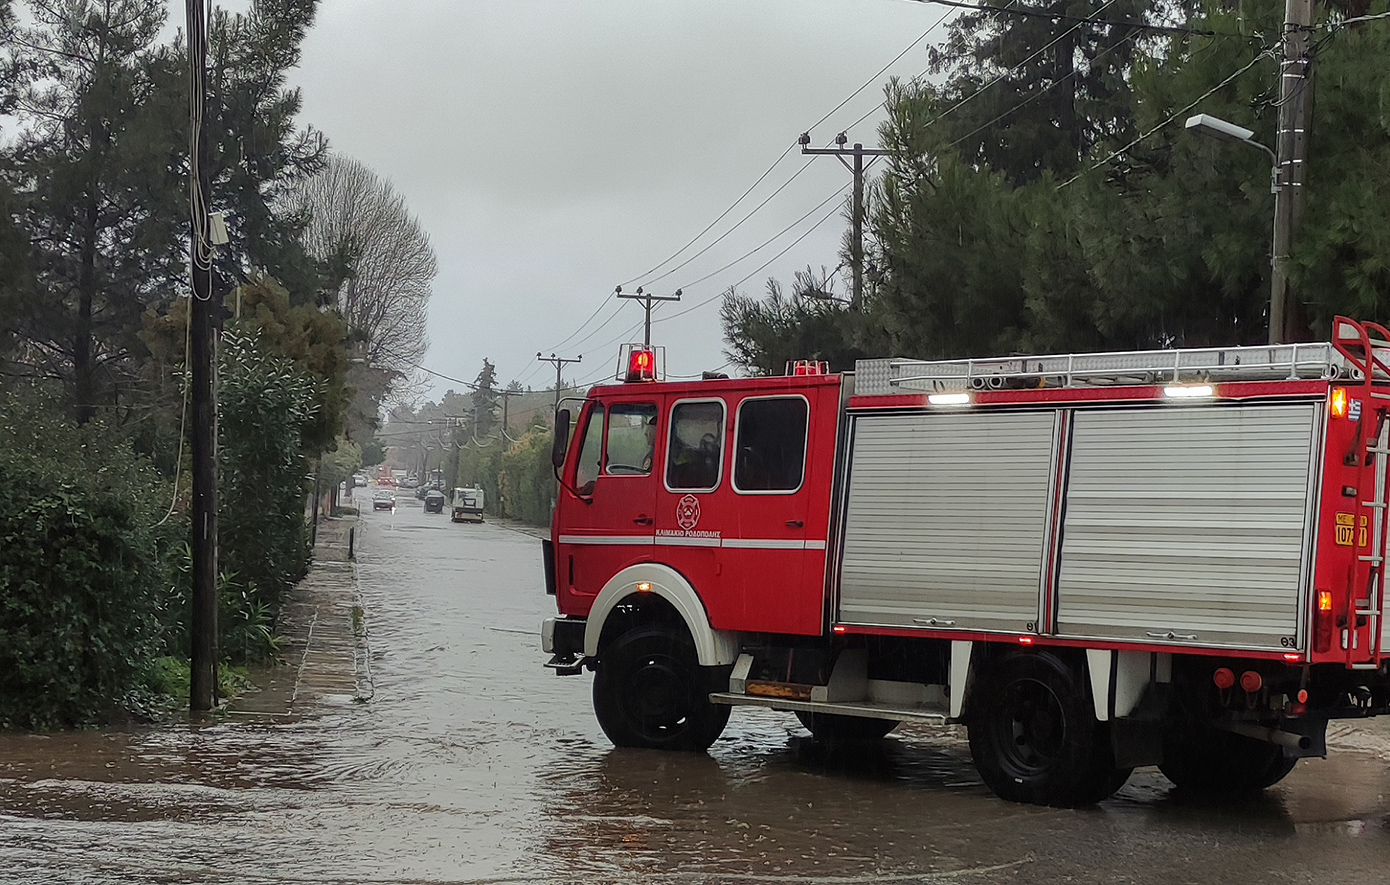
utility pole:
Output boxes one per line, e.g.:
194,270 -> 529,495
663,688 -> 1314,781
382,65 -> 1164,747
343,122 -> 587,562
496,388 -> 525,436
186,0 -> 218,712
1269,0 -> 1314,345
614,286 -> 681,347
538,352 -> 581,411
799,132 -> 889,310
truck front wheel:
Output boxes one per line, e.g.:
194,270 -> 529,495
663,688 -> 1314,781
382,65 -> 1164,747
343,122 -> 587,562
967,651 -> 1130,806
592,627 -> 730,752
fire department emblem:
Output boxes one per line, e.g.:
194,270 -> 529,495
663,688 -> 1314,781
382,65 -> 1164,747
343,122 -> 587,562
676,494 -> 701,531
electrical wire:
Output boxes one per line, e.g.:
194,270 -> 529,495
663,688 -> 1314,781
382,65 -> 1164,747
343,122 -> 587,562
636,156 -> 820,289
944,21 -> 1148,151
1056,46 -> 1276,189
186,0 -> 215,294
841,0 -> 1124,136
653,197 -> 852,327
671,182 -> 852,294
152,305 -> 193,528
616,11 -> 954,294
621,142 -> 798,289
904,0 -> 1248,38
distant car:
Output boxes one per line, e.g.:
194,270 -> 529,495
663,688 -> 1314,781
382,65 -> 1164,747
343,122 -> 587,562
372,489 -> 396,512
415,485 -> 429,500
352,473 -> 369,487
423,490 -> 446,514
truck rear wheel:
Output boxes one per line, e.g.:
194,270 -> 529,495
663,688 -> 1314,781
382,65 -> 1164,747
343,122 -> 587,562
795,711 -> 898,742
967,651 -> 1130,806
592,627 -> 730,752
1160,729 -> 1298,794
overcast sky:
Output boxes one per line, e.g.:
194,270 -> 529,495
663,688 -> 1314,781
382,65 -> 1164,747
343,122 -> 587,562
279,0 -> 955,399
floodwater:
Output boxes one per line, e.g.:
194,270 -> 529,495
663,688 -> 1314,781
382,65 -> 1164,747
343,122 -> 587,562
5,500 -> 1390,884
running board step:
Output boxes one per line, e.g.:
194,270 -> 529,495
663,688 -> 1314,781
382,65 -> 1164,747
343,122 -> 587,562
719,650 -> 950,721
709,692 -> 948,723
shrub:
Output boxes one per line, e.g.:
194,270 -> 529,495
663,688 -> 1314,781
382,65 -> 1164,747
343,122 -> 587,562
0,389 -> 179,729
218,330 -> 317,615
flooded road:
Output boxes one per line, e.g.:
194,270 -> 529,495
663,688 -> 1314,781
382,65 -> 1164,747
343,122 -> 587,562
5,498 -> 1390,883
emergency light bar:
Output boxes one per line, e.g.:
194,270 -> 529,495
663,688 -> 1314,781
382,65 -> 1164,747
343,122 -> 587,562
616,344 -> 665,383
787,360 -> 829,376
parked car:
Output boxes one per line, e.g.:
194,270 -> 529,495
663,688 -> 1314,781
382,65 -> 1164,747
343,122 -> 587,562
423,489 -> 446,514
372,489 -> 396,512
352,472 -> 369,487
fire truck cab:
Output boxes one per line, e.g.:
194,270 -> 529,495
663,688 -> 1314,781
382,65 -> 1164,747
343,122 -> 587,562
542,321 -> 1390,806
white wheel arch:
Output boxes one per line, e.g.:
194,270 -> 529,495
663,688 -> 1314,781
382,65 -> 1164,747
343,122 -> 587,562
583,563 -> 741,667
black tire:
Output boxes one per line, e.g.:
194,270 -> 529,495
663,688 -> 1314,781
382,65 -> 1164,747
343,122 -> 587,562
795,711 -> 899,742
967,651 -> 1129,807
592,627 -> 730,752
1160,728 -> 1298,794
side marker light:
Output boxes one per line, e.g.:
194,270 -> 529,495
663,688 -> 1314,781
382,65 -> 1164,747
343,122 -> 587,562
1331,388 -> 1349,418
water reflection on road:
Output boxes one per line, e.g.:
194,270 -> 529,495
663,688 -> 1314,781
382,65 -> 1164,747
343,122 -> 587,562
4,501 -> 1390,883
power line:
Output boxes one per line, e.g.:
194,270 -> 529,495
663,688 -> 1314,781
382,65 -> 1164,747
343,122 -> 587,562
621,142 -> 797,289
674,182 -> 852,293
1056,46 -> 1276,189
636,156 -> 819,289
653,197 -> 851,327
905,0 -> 1249,38
841,0 -> 1125,136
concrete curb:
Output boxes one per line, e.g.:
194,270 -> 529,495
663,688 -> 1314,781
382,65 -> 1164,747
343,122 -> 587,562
227,515 -> 372,716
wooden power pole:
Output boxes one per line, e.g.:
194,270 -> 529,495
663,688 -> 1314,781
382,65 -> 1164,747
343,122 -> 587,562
614,286 -> 681,347
1270,0 -> 1314,345
538,352 -> 582,411
799,132 -> 889,310
186,0 -> 218,711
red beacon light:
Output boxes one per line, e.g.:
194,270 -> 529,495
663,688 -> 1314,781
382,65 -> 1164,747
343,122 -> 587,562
788,359 -> 829,376
626,347 -> 657,382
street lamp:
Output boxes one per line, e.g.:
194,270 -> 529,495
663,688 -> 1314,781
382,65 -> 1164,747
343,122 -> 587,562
1184,113 -> 1287,346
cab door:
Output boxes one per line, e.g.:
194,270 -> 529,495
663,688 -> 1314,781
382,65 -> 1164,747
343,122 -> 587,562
722,392 -> 823,635
554,396 -> 660,610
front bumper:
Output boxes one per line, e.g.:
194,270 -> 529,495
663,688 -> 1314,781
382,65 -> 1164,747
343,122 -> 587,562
542,616 -> 587,675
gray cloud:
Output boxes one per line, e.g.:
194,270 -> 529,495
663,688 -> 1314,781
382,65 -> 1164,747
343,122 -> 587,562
281,0 -> 951,394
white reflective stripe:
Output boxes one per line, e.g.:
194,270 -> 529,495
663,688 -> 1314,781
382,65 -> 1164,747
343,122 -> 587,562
557,535 -> 829,550
656,535 -> 722,547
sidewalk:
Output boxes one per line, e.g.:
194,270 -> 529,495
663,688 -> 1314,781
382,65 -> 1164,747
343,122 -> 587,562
227,515 -> 372,717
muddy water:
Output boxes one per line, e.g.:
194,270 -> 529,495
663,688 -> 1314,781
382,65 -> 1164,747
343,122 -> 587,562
5,501 -> 1390,883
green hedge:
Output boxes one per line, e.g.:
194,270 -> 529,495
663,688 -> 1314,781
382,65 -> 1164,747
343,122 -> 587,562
0,391 -> 178,729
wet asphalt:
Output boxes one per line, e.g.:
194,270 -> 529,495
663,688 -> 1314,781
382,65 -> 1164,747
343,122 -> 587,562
3,496 -> 1390,883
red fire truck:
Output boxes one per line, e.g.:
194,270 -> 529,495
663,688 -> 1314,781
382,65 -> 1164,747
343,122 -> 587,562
540,318 -> 1390,806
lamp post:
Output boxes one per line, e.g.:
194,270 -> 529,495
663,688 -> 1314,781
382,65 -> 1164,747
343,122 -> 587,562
1184,114 -> 1289,345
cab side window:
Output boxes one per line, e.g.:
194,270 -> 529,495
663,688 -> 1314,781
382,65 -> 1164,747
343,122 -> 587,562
604,403 -> 658,475
666,400 -> 725,491
574,404 -> 605,494
734,397 -> 808,493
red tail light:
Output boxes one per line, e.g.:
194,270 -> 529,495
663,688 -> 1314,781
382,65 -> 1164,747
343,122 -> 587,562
626,348 -> 656,382
1212,667 -> 1235,690
1240,670 -> 1263,693
1314,589 -> 1334,653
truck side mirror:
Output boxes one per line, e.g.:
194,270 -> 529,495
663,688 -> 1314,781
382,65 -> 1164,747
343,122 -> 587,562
552,409 -> 571,470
